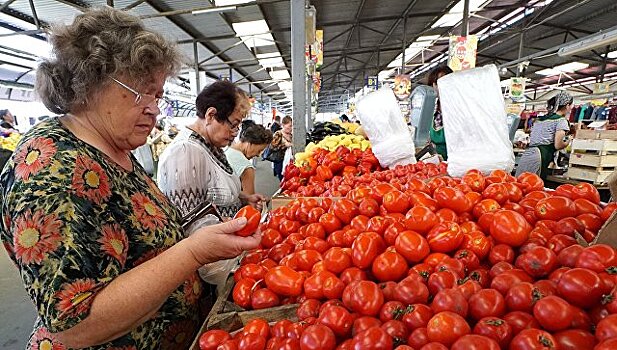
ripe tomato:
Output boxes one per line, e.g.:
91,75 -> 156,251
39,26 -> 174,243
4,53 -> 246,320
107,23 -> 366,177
358,197 -> 380,217
317,304 -> 353,338
343,280 -> 384,316
482,183 -> 509,204
330,199 -> 359,224
515,246 -> 558,278
402,304 -> 433,330
431,288 -> 468,317
533,295 -> 574,332
426,221 -> 464,253
233,278 -> 257,309
472,199 -> 501,219
382,190 -> 410,214
264,266 -> 304,297
319,213 -> 342,234
394,230 -> 430,264
243,318 -> 271,339
576,245 -> 617,272
461,231 -> 492,261
297,299 -> 321,321
573,198 -> 602,216
434,187 -> 472,214
393,277 -> 430,305
426,311 -> 471,347
504,182 -> 524,203
595,314 -> 617,342
489,210 -> 531,247
199,329 -> 231,350
383,222 -> 405,246
435,257 -> 466,277
234,205 -> 261,237
556,268 -> 603,309
457,278 -> 483,300
451,335 -> 500,350
351,232 -> 386,269
427,270 -> 459,296
372,248 -> 408,282
350,215 -> 369,231
490,269 -> 534,295
237,333 -> 266,350
505,282 -> 542,313
517,172 -> 544,194
488,244 -> 515,265
454,249 -> 481,271
572,182 -> 601,204
548,234 -> 578,255
578,213 -> 604,232
602,203 -> 617,221
366,216 -> 388,235
381,319 -> 409,341
463,171 -> 487,192
323,247 -> 352,275
535,196 -> 577,221
251,288 -> 280,309
468,289 -> 506,320
304,270 -> 335,300
407,327 -> 429,349
379,300 -> 405,322
509,329 -> 557,350
340,267 -> 367,285
351,327 -> 393,350
473,317 -> 512,349
553,329 -> 597,350
405,206 -> 439,234
299,324 -> 336,350
352,316 -> 382,336
503,311 -> 540,334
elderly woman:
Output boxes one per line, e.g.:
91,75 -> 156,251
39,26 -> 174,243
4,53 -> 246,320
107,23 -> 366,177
225,123 -> 273,195
157,81 -> 266,217
0,8 -> 260,350
516,91 -> 572,180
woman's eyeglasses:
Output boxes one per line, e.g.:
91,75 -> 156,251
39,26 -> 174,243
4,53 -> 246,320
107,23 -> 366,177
110,77 -> 171,111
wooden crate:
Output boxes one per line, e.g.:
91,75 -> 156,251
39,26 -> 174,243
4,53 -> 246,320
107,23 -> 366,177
575,129 -> 617,140
189,275 -> 298,350
570,139 -> 617,155
569,153 -> 617,168
565,166 -> 614,185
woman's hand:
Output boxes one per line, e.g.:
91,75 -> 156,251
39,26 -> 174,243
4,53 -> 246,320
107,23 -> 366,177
185,218 -> 261,265
240,192 -> 267,211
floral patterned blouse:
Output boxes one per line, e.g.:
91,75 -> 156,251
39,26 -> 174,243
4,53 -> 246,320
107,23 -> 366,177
0,118 -> 203,350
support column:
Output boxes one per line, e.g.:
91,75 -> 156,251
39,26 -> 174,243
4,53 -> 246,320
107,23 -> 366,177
600,46 -> 610,83
307,73 -> 313,130
291,0 -> 307,153
461,0 -> 470,36
517,30 -> 525,77
401,16 -> 407,73
193,41 -> 201,93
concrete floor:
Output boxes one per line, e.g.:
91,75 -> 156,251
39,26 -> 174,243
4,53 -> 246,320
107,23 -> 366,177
0,159 -> 281,349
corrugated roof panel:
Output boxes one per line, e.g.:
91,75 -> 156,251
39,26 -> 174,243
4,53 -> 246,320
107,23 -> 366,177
9,0 -> 82,25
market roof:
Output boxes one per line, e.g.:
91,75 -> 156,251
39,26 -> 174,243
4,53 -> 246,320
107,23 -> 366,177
0,0 -> 616,113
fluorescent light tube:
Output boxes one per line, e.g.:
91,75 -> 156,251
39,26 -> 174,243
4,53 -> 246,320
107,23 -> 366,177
192,5 -> 236,15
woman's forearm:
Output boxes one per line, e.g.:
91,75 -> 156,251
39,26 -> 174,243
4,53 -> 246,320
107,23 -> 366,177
54,239 -> 201,348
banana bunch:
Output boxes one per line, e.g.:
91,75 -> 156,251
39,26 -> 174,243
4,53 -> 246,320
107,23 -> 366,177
0,133 -> 21,151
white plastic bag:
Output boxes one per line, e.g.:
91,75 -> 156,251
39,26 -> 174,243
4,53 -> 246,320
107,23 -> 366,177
356,88 -> 416,168
438,65 -> 515,177
185,215 -> 239,292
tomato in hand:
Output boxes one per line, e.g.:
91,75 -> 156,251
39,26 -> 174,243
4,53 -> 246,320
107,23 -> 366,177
234,205 -> 261,237
426,311 -> 471,347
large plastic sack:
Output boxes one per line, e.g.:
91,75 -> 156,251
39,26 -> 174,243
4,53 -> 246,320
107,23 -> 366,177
356,88 -> 416,168
438,65 -> 515,177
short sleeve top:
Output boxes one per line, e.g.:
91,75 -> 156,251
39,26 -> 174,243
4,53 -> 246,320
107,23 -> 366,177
224,147 -> 254,178
0,118 -> 203,350
529,115 -> 570,147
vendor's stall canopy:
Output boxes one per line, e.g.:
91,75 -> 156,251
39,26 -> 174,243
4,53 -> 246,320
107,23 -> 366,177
0,0 -> 615,112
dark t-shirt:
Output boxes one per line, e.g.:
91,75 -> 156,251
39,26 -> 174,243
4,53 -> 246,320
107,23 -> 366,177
271,122 -> 281,133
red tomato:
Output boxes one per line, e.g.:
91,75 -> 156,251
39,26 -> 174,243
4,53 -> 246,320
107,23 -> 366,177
572,182 -> 601,204
319,213 -> 342,234
468,289 -> 506,320
454,249 -> 481,271
553,329 -> 596,350
382,190 -> 410,214
457,278 -> 483,300
237,333 -> 266,350
366,216 -> 388,235
503,311 -> 540,334
434,187 -> 472,214
463,171 -> 487,192
482,183 -> 509,204
488,244 -> 515,265
504,182 -> 524,203
576,245 -> 617,272
577,213 -> 604,232
323,247 -> 352,275
535,196 -> 577,221
401,303 -> 433,330
394,230 -> 430,264
330,199 -> 359,224
435,257 -> 466,278
351,327 -> 393,350
371,248 -> 408,282
473,199 -> 501,219
299,324 -> 336,350
251,288 -> 280,309
602,203 -> 617,221
426,311 -> 471,347
426,221 -> 464,253
380,319 -> 409,342
297,299 -> 321,321
427,270 -> 459,296
556,268 -> 603,309
304,270 -> 335,300
517,172 -> 544,194
383,222 -> 405,246
515,246 -> 559,278
340,267 -> 367,285
595,338 -> 617,350
378,300 -> 405,322
233,278 -> 257,309
574,198 -> 602,216
548,234 -> 578,255
473,317 -> 513,349
199,330 -> 231,350
405,206 -> 439,234
509,329 -> 557,350
505,282 -> 541,313
490,269 -> 534,295
461,231 -> 492,261
343,280 -> 384,317
451,335 -> 500,350
595,314 -> 617,342
234,205 -> 261,237
393,276 -> 430,305
351,232 -> 386,269
431,288 -> 468,317
533,295 -> 574,332
317,304 -> 353,338
489,210 -> 531,247
352,316 -> 382,336
264,266 -> 305,297
358,197 -> 380,217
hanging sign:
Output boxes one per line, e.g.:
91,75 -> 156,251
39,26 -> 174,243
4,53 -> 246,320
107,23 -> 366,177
592,82 -> 611,105
448,35 -> 478,71
367,76 -> 378,90
510,77 -> 526,103
393,74 -> 412,101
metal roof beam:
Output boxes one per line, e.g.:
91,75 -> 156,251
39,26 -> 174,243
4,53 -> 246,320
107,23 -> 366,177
329,0 -> 366,89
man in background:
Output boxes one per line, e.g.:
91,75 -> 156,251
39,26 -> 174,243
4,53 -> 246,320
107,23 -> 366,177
271,115 -> 282,133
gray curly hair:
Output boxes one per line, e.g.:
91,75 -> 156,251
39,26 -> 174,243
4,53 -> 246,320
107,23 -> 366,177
36,7 -> 183,114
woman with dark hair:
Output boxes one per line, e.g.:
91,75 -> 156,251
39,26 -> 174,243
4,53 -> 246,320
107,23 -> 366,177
0,8 -> 260,350
271,115 -> 293,180
226,123 -> 273,194
427,65 -> 453,160
157,80 -> 266,217
516,91 -> 572,180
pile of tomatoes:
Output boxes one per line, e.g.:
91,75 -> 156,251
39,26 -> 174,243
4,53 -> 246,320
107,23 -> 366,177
281,146 -> 448,197
200,170 -> 617,350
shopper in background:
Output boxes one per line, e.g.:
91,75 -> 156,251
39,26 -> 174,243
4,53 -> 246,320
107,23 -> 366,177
270,114 -> 282,133
0,109 -> 18,133
427,65 -> 453,160
516,91 -> 572,180
225,123 -> 273,195
271,115 -> 293,180
157,80 -> 266,218
0,8 -> 260,350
